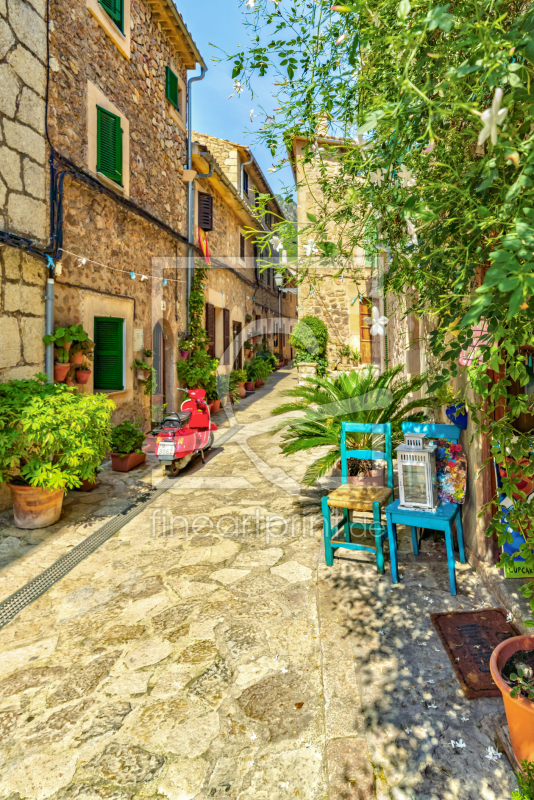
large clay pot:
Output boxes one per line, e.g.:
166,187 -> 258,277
54,363 -> 70,382
245,381 -> 254,391
9,484 -> 64,529
111,452 -> 146,472
255,378 -> 264,389
237,382 -> 246,399
76,369 -> 91,385
490,635 -> 534,766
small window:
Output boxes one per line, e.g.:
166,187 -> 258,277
265,212 -> 272,229
97,106 -> 123,185
166,66 -> 179,112
240,234 -> 245,260
198,192 -> 213,231
94,317 -> 124,391
243,170 -> 249,195
99,0 -> 124,33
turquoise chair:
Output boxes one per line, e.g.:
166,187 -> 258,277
385,421 -> 466,595
322,422 -> 394,573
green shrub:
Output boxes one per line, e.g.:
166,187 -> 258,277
256,351 -> 277,369
176,349 -> 218,396
512,761 -> 534,800
290,316 -> 328,360
110,420 -> 145,455
246,357 -> 272,382
0,375 -> 114,490
231,369 -> 248,384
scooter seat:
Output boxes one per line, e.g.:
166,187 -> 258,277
162,411 -> 192,428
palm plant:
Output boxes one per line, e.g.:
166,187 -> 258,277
272,365 -> 439,486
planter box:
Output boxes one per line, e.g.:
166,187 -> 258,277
297,362 -> 318,385
9,484 -> 64,529
111,452 -> 146,472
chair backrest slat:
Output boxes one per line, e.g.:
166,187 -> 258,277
340,421 -> 394,491
401,421 -> 461,442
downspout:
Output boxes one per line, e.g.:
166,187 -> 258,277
44,256 -> 55,383
186,66 -> 207,333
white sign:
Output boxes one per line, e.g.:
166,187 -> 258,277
133,328 -> 144,352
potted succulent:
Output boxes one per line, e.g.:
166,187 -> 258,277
231,369 -> 248,399
490,635 -> 534,766
435,383 -> 468,429
76,364 -> 92,385
0,376 -> 114,528
54,347 -> 70,382
109,420 -> 147,472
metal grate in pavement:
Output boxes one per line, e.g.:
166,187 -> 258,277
0,476 -> 177,629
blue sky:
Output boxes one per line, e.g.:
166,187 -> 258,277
176,0 -> 295,199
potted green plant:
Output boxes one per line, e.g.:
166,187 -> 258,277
350,347 -> 362,366
69,335 -> 94,366
231,369 -> 248,399
179,337 -> 194,359
76,364 -> 92,385
490,635 -> 534,766
435,383 -> 468,429
143,348 -> 153,362
109,420 -> 146,472
53,347 -> 70,382
338,343 -> 352,365
0,376 -> 114,528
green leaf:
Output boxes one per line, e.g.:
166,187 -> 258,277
307,212 -> 317,223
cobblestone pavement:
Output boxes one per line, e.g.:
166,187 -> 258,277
0,369 -> 517,799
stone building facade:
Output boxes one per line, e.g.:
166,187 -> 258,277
191,134 -> 296,367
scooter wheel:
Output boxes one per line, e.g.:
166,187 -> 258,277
165,462 -> 181,478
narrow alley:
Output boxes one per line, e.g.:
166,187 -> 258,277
0,371 -> 515,800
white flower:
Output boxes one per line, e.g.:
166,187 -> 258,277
364,306 -> 388,336
486,746 -> 502,762
370,168 -> 384,186
228,80 -> 244,98
478,88 -> 508,146
461,717 -> 469,721
506,612 -> 513,623
250,732 -> 257,739
404,727 -> 412,734
271,235 -> 283,252
427,679 -> 435,684
427,703 -> 438,709
304,238 -> 318,257
311,142 -> 325,159
451,739 -> 466,749
335,33 -> 349,45
250,109 -> 255,122
399,164 -> 416,187
406,218 -> 418,246
267,167 -> 276,173
246,0 -> 255,7
140,274 -> 148,281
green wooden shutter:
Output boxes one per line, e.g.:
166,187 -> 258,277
97,107 -> 123,185
166,67 -> 179,110
99,0 -> 124,32
94,317 -> 124,391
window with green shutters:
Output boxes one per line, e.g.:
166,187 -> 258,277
166,66 -> 179,111
97,106 -> 123,185
93,317 -> 124,391
98,0 -> 124,33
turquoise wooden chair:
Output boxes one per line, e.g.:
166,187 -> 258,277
385,421 -> 466,595
322,422 -> 394,573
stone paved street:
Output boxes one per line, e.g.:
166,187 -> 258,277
0,369 -> 517,799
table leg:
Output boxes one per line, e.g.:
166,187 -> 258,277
386,514 -> 399,584
410,526 -> 419,556
444,523 -> 457,596
322,496 -> 334,567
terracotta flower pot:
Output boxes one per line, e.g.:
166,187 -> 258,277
237,382 -> 246,399
70,350 -> 84,365
490,634 -> 534,766
63,341 -> 72,352
77,477 -> 97,491
9,484 -> 64,529
255,378 -> 264,388
54,363 -> 70,382
245,381 -> 254,391
76,369 -> 91,385
137,369 -> 150,381
211,399 -> 221,412
111,452 -> 146,472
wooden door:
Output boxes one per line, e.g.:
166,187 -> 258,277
153,322 -> 166,402
359,298 -> 372,364
233,321 -> 243,369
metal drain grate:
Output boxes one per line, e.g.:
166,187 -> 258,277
0,476 -> 177,629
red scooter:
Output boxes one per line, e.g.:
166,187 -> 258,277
155,388 -> 217,477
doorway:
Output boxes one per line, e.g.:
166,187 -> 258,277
232,321 -> 243,369
153,321 -> 166,403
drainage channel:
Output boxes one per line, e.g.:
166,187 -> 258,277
0,476 -> 178,629
0,425 -> 244,630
